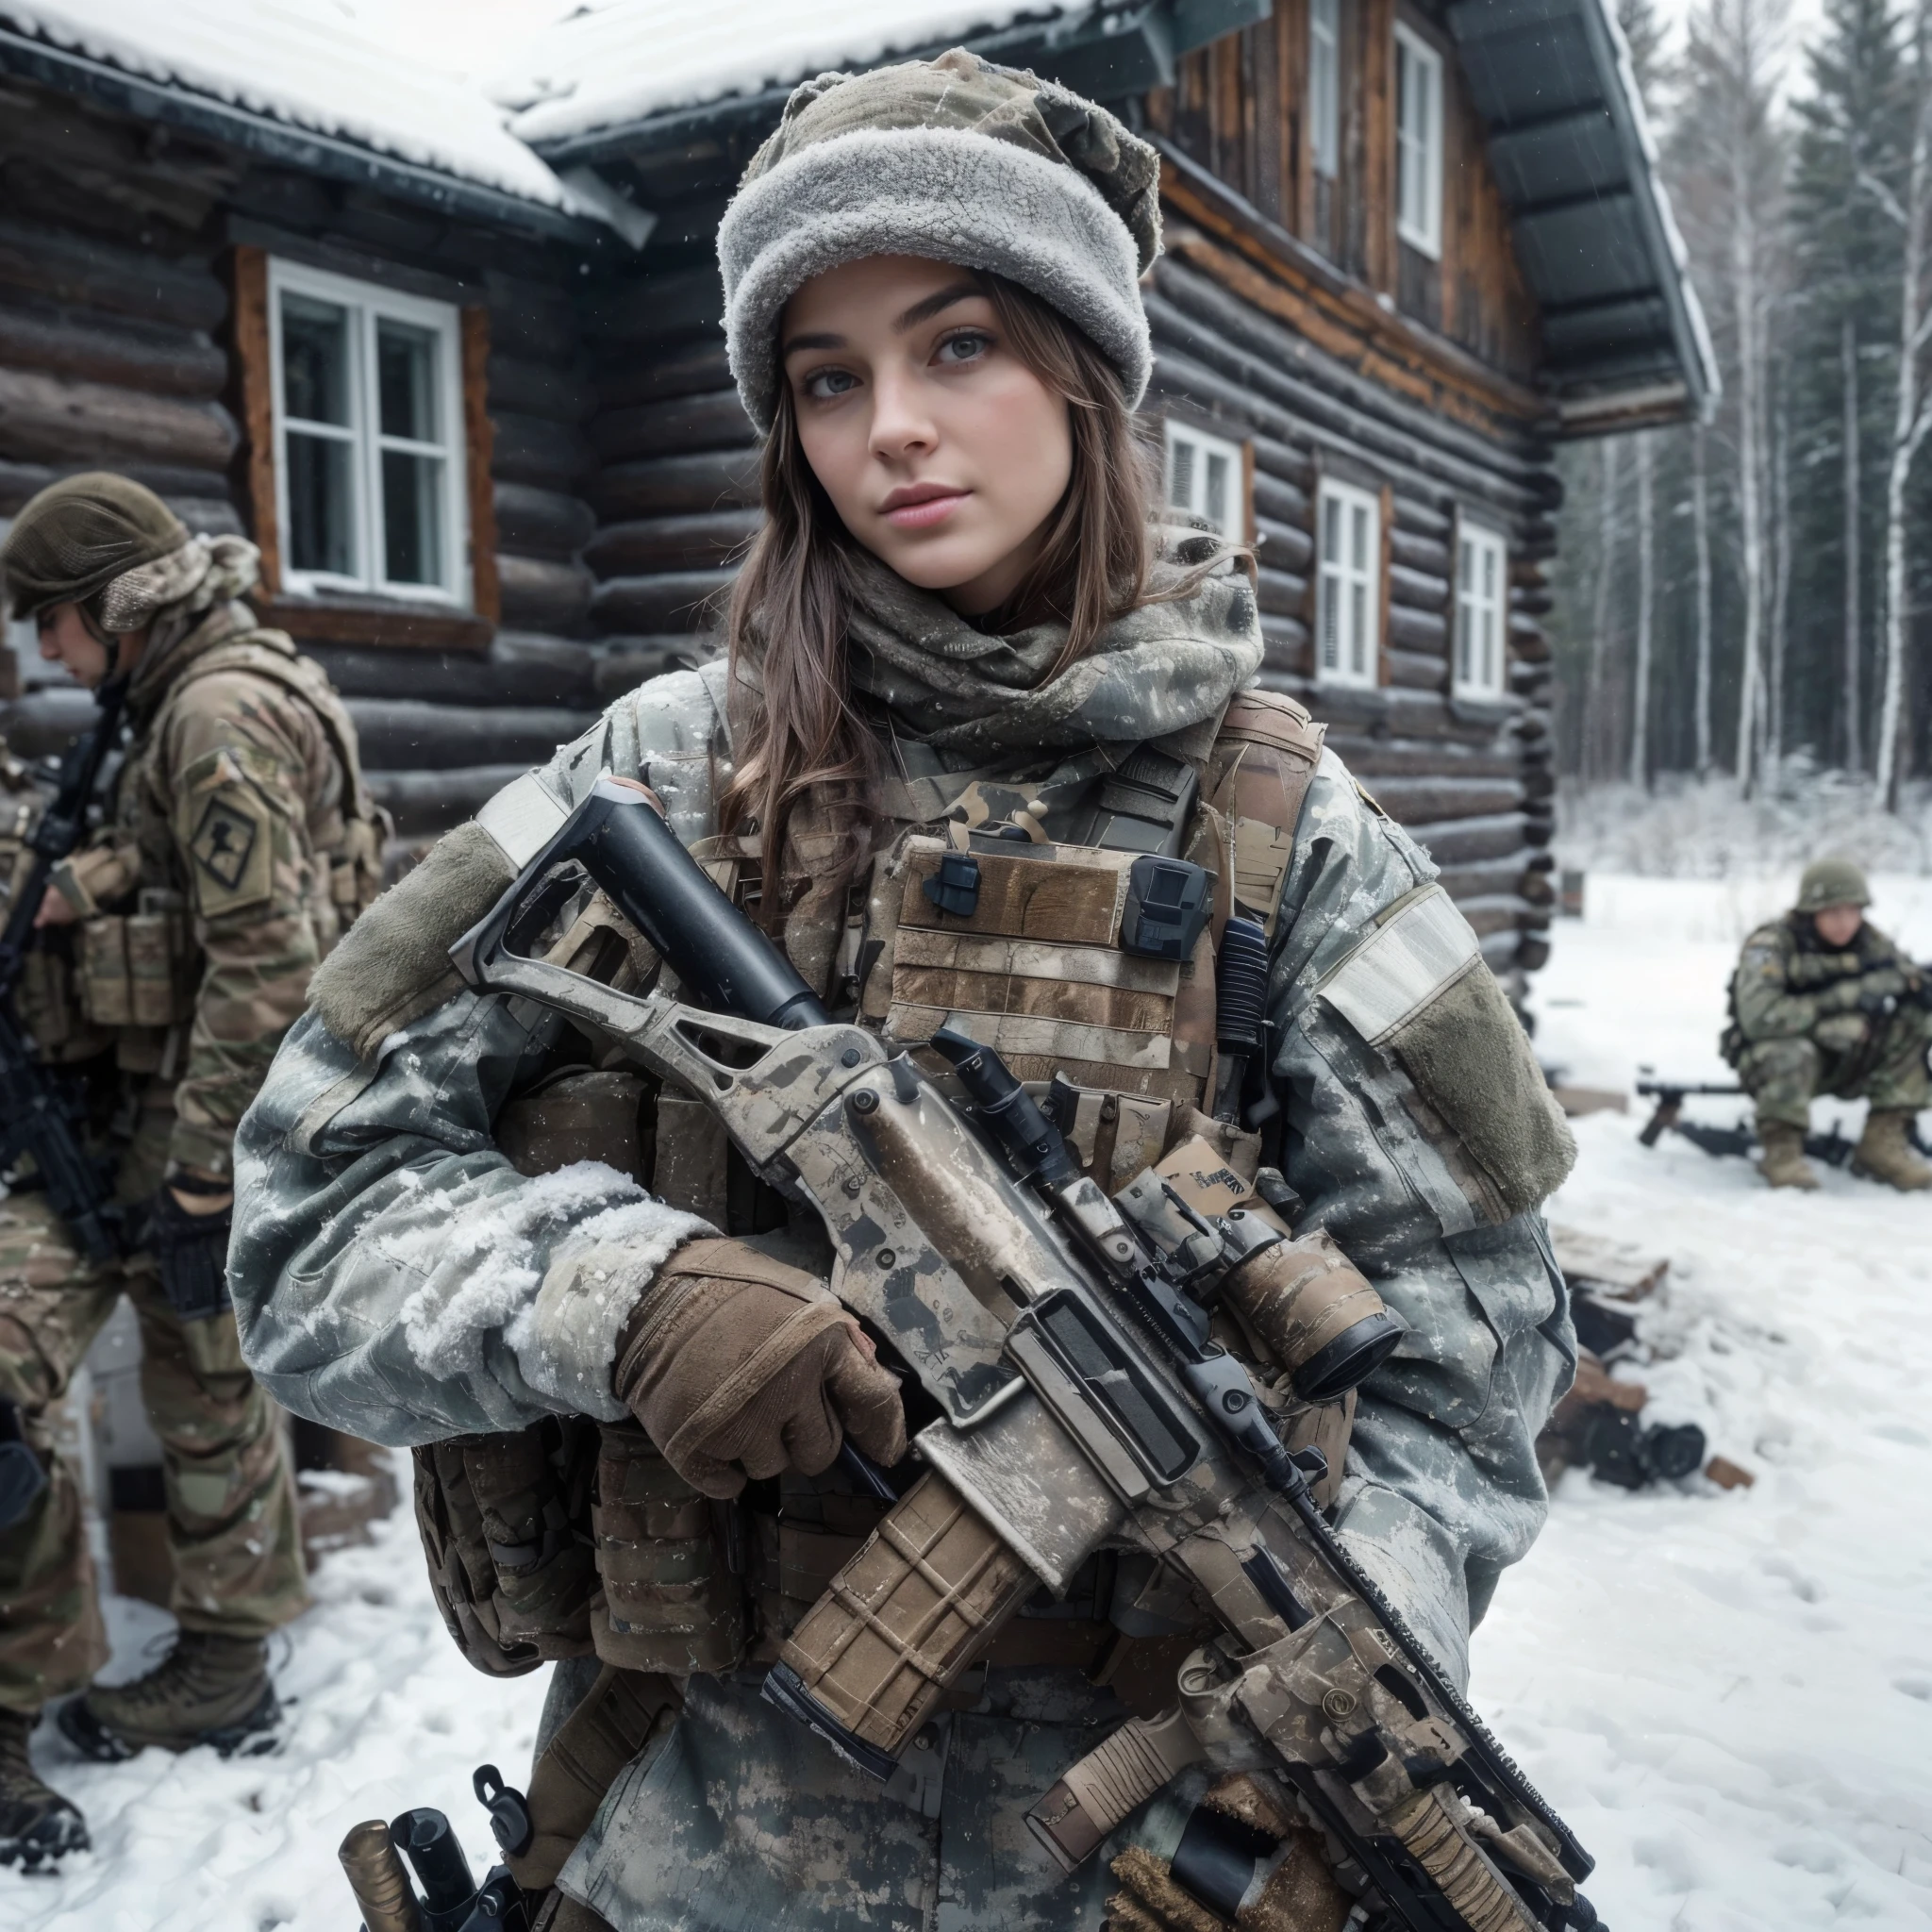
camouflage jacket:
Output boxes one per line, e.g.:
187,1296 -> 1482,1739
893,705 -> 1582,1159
231,649 -> 1582,1932
50,609 -> 375,1181
1730,911 -> 1920,1047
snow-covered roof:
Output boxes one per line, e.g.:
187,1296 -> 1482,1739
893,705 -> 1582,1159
500,0 -> 1083,149
0,0 -> 589,220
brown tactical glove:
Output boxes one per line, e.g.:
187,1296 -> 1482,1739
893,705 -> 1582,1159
612,1237 -> 907,1499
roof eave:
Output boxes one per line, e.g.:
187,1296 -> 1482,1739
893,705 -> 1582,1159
0,21 -> 610,248
520,0 -> 1267,167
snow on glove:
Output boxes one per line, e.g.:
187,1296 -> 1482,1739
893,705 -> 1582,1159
612,1237 -> 906,1499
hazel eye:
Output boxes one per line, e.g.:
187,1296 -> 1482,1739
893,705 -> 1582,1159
802,367 -> 859,401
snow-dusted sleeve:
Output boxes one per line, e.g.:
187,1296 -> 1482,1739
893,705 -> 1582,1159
230,990 -> 711,1445
229,663 -> 736,1447
1268,752 -> 1575,1687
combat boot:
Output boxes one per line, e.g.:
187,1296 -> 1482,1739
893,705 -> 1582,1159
0,1707 -> 88,1869
57,1630 -> 278,1761
1852,1108 -> 1932,1190
1757,1122 -> 1820,1190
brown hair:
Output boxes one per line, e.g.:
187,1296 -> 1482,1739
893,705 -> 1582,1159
717,272 -> 1162,894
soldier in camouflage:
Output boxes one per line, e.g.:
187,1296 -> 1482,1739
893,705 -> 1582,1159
0,474 -> 382,1866
1725,856 -> 1932,1191
231,56 -> 1581,1932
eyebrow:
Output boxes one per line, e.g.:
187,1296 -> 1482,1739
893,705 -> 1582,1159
893,282 -> 982,332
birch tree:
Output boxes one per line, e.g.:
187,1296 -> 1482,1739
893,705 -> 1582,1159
1630,433 -> 1657,787
1693,425 -> 1717,775
1873,0 -> 1932,803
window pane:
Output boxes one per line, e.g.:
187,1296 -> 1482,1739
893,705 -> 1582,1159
382,450 -> 444,586
1323,495 -> 1341,563
1483,608 -> 1497,689
1206,453 -> 1229,533
1321,568 -> 1339,667
379,320 -> 441,442
286,431 -> 355,575
1170,435 -> 1195,511
1310,0 -> 1339,177
1350,503 -> 1367,572
1350,583 -> 1367,673
282,293 -> 351,426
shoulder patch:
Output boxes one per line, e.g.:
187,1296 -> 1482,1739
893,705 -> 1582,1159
189,791 -> 270,913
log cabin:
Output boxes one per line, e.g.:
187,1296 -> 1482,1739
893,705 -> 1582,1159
0,0 -> 1714,1000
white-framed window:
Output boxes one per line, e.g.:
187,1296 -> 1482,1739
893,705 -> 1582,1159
1316,478 -> 1380,688
1309,0 -> 1341,179
1164,421 -> 1247,541
1454,522 -> 1508,698
268,258 -> 469,603
1394,25 -> 1443,259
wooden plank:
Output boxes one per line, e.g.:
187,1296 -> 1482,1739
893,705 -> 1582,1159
0,366 -> 235,471
0,218 -> 226,332
491,410 -> 595,491
463,305 -> 502,625
1157,159 -> 1551,433
591,390 -> 758,463
260,599 -> 493,653
1376,480 -> 1394,689
592,450 -> 761,520
492,482 -> 595,559
590,569 -> 735,635
585,510 -> 762,575
1362,0 -> 1396,295
228,244 -> 279,600
0,301 -> 226,399
495,553 -> 590,630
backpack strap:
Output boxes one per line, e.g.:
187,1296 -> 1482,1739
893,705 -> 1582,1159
153,630 -> 391,917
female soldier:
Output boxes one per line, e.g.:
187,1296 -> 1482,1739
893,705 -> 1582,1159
231,51 -> 1577,1932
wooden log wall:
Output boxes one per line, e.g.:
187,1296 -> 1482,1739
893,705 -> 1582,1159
1147,0 -> 1541,389
1145,242 -> 1558,985
0,77 -> 607,840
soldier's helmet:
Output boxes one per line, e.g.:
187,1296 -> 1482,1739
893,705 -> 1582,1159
1795,856 -> 1872,913
0,473 -> 187,622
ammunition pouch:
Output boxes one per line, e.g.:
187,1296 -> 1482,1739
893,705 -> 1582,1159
76,893 -> 197,1033
591,1420 -> 745,1674
412,1418 -> 600,1678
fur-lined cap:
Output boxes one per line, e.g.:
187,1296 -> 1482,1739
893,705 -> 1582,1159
719,50 -> 1160,432
2,473 -> 188,621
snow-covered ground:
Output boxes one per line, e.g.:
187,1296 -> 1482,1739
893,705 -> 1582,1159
2,872 -> 1929,1930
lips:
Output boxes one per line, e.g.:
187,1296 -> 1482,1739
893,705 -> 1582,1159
880,484 -> 969,530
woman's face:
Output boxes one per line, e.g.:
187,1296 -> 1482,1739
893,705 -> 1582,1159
780,255 -> 1074,616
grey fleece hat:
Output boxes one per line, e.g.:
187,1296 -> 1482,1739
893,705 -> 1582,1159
718,50 -> 1161,433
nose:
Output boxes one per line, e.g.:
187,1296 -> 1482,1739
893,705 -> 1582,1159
867,360 -> 937,464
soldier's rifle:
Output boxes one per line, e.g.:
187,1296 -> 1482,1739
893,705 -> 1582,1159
450,776 -> 1602,1932
0,675 -> 128,1264
1635,1078 -> 1922,1164
0,676 -> 127,1533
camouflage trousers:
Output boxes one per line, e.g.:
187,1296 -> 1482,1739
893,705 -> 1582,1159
0,1189 -> 308,1714
1739,1003 -> 1932,1130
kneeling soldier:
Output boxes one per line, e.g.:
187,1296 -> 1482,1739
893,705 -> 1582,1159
0,475 -> 383,1865
1725,857 -> 1932,1191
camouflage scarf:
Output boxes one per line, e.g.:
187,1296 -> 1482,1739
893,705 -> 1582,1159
841,533 -> 1264,758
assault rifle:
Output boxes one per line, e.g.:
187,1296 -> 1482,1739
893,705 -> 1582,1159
0,677 -> 127,1534
450,776 -> 1602,1932
0,675 -> 128,1263
1635,1078 -> 1924,1165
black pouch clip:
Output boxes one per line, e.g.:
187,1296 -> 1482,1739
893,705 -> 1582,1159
1121,856 -> 1212,961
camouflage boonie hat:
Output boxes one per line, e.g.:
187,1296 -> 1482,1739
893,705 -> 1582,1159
1,473 -> 187,621
718,48 -> 1160,431
1796,856 -> 1871,912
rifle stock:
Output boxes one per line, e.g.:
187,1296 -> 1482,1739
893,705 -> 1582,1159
452,778 -> 1601,1932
